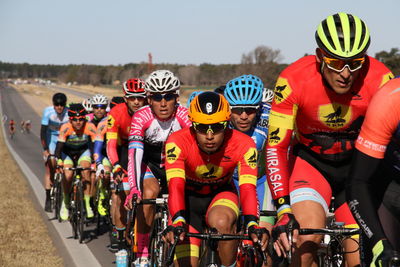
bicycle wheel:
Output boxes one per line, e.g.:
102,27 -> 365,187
77,180 -> 85,243
70,188 -> 78,239
149,214 -> 169,266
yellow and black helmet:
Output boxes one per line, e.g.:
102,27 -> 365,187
188,91 -> 231,124
316,12 -> 370,59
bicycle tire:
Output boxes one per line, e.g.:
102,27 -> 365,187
70,188 -> 78,239
77,180 -> 85,243
54,173 -> 63,222
95,181 -> 101,235
149,212 -> 169,266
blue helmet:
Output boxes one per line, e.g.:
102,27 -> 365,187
224,75 -> 263,106
187,90 -> 203,108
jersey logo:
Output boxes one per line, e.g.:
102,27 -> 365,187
244,147 -> 258,169
165,143 -> 181,164
380,72 -> 394,87
268,126 -> 285,146
318,103 -> 351,129
195,164 -> 223,180
274,77 -> 292,104
107,116 -> 115,129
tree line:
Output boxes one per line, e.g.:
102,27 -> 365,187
1,46 -> 399,89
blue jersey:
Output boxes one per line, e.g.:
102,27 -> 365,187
41,106 -> 69,153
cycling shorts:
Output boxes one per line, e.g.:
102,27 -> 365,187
175,188 -> 239,260
289,152 -> 357,227
62,149 -> 91,166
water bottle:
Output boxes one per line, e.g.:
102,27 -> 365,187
115,249 -> 128,267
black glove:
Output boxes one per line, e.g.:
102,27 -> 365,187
272,213 -> 299,241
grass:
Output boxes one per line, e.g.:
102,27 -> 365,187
0,127 -> 63,267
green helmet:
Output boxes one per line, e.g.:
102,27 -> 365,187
315,12 -> 370,59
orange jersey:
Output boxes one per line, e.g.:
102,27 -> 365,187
267,55 -> 393,199
356,78 -> 400,159
166,128 -> 259,223
58,121 -> 97,150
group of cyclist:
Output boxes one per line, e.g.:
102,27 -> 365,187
36,12 -> 400,267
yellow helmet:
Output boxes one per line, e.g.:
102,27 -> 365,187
188,91 -> 231,124
316,12 -> 370,59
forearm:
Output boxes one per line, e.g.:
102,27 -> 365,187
40,125 -> 49,151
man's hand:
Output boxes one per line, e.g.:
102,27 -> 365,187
112,164 -> 125,182
96,163 -> 105,178
124,189 -> 141,210
163,222 -> 186,244
272,213 -> 299,257
56,159 -> 64,170
248,225 -> 270,251
371,239 -> 399,267
43,150 -> 50,162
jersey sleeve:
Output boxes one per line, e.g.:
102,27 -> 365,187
266,75 -> 298,215
57,123 -> 70,143
41,107 -> 50,126
237,139 -> 260,227
106,113 -> 119,166
165,133 -> 187,224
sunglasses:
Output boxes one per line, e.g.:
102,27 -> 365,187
93,104 -> 107,109
322,56 -> 365,73
54,103 -> 66,107
70,116 -> 86,122
193,121 -> 227,134
150,93 -> 177,102
231,106 -> 258,115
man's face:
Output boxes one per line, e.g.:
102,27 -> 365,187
148,92 -> 178,120
92,104 -> 107,119
125,96 -> 146,113
316,48 -> 363,95
70,116 -> 86,131
193,122 -> 227,154
54,104 -> 66,114
230,107 -> 258,132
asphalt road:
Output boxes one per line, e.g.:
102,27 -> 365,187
0,83 -> 116,267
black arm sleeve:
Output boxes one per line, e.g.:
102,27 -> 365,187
54,141 -> 64,160
346,150 -> 386,245
40,125 -> 49,151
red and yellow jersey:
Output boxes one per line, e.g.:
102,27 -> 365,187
166,128 -> 259,223
58,121 -> 97,149
267,55 -> 393,200
106,103 -> 132,165
356,78 -> 400,159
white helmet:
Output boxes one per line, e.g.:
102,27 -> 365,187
91,94 -> 108,105
262,88 -> 274,104
145,70 -> 180,93
82,98 -> 93,112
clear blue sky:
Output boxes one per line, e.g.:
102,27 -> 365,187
1,0 -> 399,66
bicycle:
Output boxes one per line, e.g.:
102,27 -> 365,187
94,171 -> 112,235
65,166 -> 92,244
126,195 -> 169,267
166,228 -> 266,267
51,169 -> 64,222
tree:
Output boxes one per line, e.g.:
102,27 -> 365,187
375,48 -> 400,76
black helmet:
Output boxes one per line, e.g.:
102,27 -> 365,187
52,92 -> 67,106
110,96 -> 125,109
214,85 -> 226,95
68,103 -> 87,117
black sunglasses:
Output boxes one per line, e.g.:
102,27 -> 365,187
231,107 -> 258,115
93,104 -> 107,109
70,116 -> 86,122
193,122 -> 227,134
150,93 -> 177,102
54,103 -> 66,107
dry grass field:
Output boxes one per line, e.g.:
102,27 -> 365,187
0,127 -> 63,266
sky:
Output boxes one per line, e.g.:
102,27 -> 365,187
1,0 -> 399,66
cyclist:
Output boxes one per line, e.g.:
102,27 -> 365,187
164,91 -> 269,267
224,75 -> 275,237
8,119 -> 16,138
41,92 -> 69,212
91,94 -> 111,216
347,78 -> 400,266
56,103 -> 97,221
266,13 -> 393,266
124,70 -> 191,266
107,78 -> 147,251
24,119 -> 31,133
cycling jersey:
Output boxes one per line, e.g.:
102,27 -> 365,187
231,102 -> 274,216
348,78 -> 400,246
55,121 -> 97,160
41,106 -> 69,153
127,105 -> 191,191
266,55 -> 393,213
106,103 -> 132,168
166,127 -> 259,227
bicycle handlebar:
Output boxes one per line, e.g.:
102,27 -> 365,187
299,227 -> 360,236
